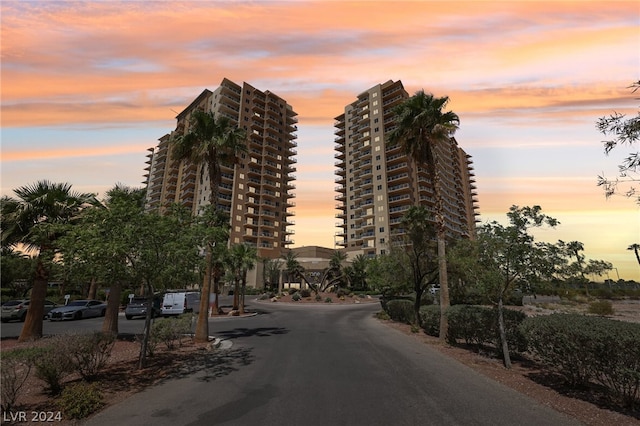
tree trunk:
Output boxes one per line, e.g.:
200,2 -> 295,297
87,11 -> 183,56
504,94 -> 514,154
18,259 -> 47,342
194,246 -> 212,343
497,296 -> 512,369
278,270 -> 283,295
138,283 -> 154,369
414,290 -> 422,328
101,282 -> 121,334
240,281 -> 246,315
211,268 -> 220,316
233,279 -> 240,311
88,277 -> 98,300
437,233 -> 450,342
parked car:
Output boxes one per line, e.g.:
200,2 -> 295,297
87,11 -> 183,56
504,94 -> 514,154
125,295 -> 162,320
1,299 -> 58,322
48,299 -> 107,321
161,291 -> 200,316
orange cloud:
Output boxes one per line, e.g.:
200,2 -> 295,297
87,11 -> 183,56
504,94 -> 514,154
1,144 -> 151,162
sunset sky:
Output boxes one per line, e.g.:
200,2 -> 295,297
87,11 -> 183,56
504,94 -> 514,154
1,1 -> 639,279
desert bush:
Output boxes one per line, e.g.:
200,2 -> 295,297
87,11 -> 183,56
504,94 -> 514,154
385,299 -> 415,325
34,340 -> 75,394
446,306 -> 527,356
66,332 -> 116,381
300,288 -> 311,298
1,347 -> 42,410
336,287 -> 350,298
521,314 -> 640,407
446,305 -> 493,347
419,305 -> 441,337
375,310 -> 390,320
151,315 -> 193,350
588,300 -> 614,316
57,382 -> 104,419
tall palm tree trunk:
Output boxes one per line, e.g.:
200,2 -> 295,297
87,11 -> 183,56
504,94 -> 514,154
437,229 -> 450,340
194,245 -> 213,342
433,163 -> 450,342
19,259 -> 48,342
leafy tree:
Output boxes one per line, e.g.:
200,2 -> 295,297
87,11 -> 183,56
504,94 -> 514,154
597,80 -> 640,203
399,206 -> 439,327
388,90 -> 460,340
557,240 -> 612,295
0,247 -> 34,298
171,109 -> 248,343
458,206 -> 559,368
226,243 -> 258,314
58,188 -> 206,367
58,186 -> 147,335
365,253 -> 410,294
0,181 -> 100,341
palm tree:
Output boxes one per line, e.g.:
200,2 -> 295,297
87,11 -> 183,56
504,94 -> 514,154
226,243 -> 258,314
172,109 -> 247,343
388,90 -> 460,341
328,250 -> 348,289
281,251 -> 305,291
0,181 -> 99,342
628,243 -> 640,266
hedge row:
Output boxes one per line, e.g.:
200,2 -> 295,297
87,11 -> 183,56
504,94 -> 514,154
520,314 -> 640,407
382,300 -> 640,408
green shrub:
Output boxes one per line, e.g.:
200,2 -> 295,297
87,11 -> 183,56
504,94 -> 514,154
66,332 -> 116,380
446,306 -> 527,356
1,347 -> 42,410
34,342 -> 74,395
385,299 -> 415,325
315,294 -> 322,302
375,310 -> 390,320
521,314 -> 640,407
300,288 -> 311,298
150,315 -> 193,350
588,300 -> 614,316
336,287 -> 350,298
446,305 -> 493,347
324,297 -> 333,303
57,382 -> 104,419
419,305 -> 441,337
291,292 -> 301,301
287,288 -> 298,295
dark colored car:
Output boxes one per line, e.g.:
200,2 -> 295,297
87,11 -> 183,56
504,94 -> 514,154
1,299 -> 58,322
48,299 -> 107,321
125,296 -> 162,320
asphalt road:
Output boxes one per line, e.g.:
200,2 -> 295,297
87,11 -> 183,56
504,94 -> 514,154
81,299 -> 580,426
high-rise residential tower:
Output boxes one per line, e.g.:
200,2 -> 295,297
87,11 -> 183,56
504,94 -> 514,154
334,80 -> 479,257
144,78 -> 297,261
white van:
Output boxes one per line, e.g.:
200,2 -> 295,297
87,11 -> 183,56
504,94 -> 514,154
161,291 -> 200,316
